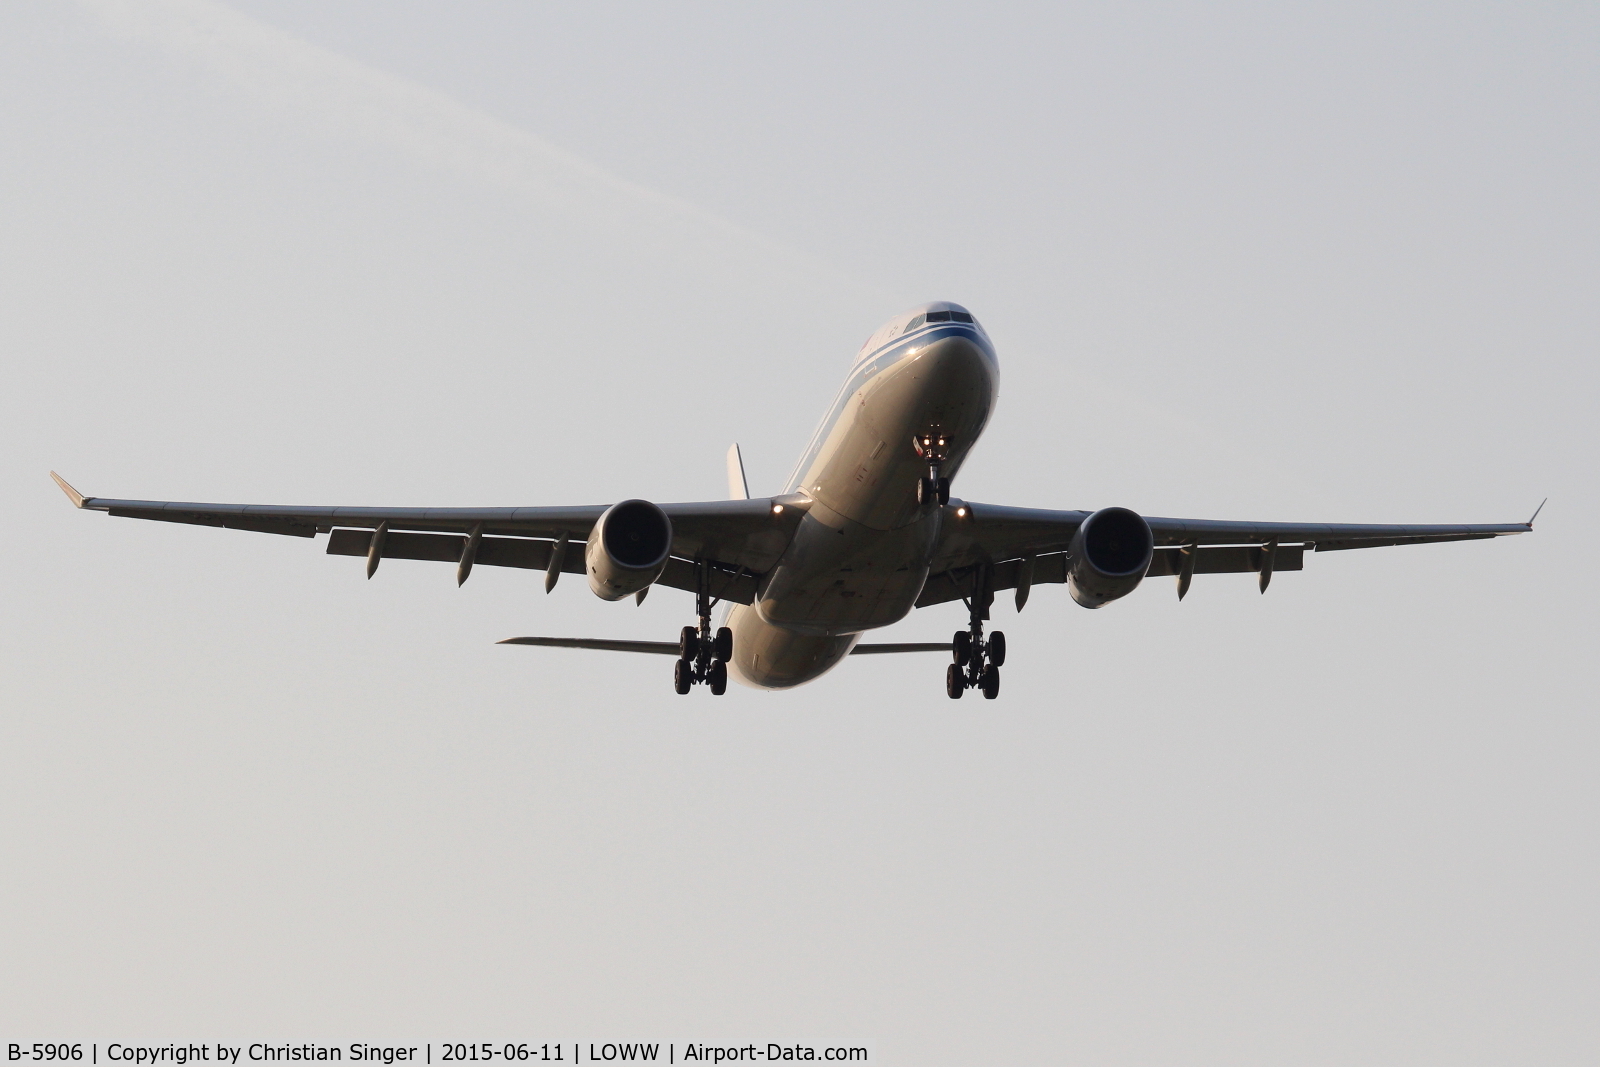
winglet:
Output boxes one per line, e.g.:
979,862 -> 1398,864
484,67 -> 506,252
1527,498 -> 1547,528
50,471 -> 88,508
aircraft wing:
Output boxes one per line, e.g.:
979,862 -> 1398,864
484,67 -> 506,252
50,472 -> 803,604
918,499 -> 1537,607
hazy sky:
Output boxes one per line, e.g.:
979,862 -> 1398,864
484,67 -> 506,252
2,2 -> 1596,1062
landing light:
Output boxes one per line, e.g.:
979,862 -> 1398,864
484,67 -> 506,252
772,504 -> 784,515
956,506 -> 968,518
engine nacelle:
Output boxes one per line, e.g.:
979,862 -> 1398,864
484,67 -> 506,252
1067,506 -> 1154,608
585,499 -> 673,601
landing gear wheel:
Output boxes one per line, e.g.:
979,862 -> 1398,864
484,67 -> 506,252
951,631 -> 972,666
987,631 -> 1006,667
937,477 -> 950,505
674,658 -> 693,694
946,663 -> 965,699
713,626 -> 734,662
678,625 -> 700,660
980,665 -> 1000,699
708,660 -> 728,695
916,477 -> 934,506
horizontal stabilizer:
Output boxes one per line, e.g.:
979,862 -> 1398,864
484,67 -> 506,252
498,637 -> 953,656
499,636 -> 680,655
849,642 -> 952,654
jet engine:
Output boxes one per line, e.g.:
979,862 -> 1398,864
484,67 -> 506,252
585,499 -> 673,601
1067,506 -> 1154,608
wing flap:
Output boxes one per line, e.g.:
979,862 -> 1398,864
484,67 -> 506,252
654,557 -> 759,605
917,544 -> 1310,607
1145,543 -> 1304,576
917,552 -> 1070,608
325,528 -> 589,573
324,528 -> 760,603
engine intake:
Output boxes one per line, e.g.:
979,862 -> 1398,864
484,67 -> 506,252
586,499 -> 673,601
1068,506 -> 1154,608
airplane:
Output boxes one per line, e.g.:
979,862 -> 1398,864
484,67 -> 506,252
51,301 -> 1538,698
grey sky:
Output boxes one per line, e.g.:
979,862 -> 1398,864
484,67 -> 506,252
2,2 -> 1595,1062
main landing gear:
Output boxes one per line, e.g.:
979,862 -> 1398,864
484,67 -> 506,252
946,565 -> 1004,699
914,430 -> 951,506
674,560 -> 732,696
947,623 -> 1004,699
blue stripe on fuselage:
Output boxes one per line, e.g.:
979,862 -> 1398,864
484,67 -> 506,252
857,319 -> 990,365
784,323 -> 996,492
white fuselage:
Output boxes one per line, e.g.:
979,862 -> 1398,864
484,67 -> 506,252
726,303 -> 1000,688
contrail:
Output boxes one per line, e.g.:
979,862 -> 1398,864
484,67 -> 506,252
72,0 -> 831,274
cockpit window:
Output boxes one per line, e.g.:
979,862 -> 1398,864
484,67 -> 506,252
903,309 -> 978,335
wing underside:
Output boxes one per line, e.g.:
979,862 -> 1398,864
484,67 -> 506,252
52,473 -> 1535,613
918,500 -> 1534,607
51,472 -> 802,605
324,527 -> 761,603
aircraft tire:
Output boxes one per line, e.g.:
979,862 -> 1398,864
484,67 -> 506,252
714,626 -> 734,662
709,660 -> 728,695
988,631 -> 1006,667
674,658 -> 693,695
952,631 -> 971,666
937,478 -> 950,505
981,666 -> 1000,699
679,626 -> 699,660
946,663 -> 964,699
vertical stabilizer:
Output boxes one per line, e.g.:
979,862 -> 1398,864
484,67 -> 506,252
727,444 -> 750,500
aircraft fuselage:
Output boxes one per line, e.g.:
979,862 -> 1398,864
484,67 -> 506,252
726,305 -> 999,688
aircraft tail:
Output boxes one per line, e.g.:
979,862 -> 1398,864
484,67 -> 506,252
726,443 -> 750,500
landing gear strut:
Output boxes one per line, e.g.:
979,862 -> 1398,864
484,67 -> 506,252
914,430 -> 951,506
673,559 -> 731,695
947,564 -> 1003,699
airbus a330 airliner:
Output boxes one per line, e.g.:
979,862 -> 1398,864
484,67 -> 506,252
53,302 -> 1537,698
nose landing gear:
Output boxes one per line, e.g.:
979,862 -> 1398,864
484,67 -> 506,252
673,560 -> 732,695
947,566 -> 1004,699
914,430 -> 952,506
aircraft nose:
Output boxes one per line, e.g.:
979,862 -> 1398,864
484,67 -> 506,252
910,333 -> 998,397
859,331 -> 999,452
